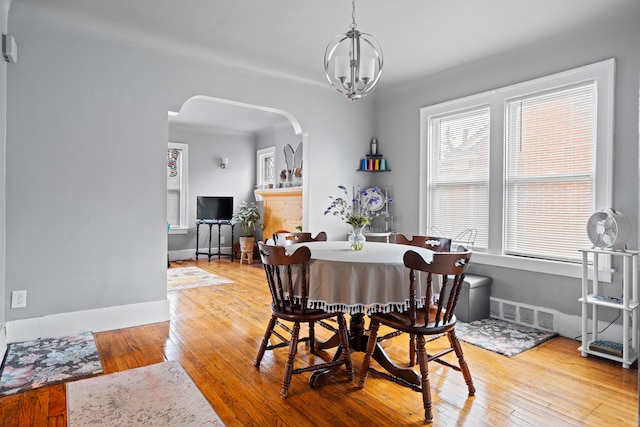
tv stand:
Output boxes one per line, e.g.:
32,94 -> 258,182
195,220 -> 234,262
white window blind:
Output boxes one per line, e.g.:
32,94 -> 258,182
428,107 -> 490,249
505,83 -> 596,262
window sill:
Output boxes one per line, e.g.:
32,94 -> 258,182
168,228 -> 188,235
472,252 -> 613,282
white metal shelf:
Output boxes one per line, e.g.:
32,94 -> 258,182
579,248 -> 638,368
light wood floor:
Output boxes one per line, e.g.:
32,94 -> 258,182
1,258 -> 638,426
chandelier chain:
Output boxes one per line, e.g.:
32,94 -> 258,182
350,0 -> 357,30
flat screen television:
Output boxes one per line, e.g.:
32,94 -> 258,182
197,196 -> 234,221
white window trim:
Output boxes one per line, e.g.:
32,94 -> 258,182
168,142 -> 188,234
419,59 -> 615,279
257,146 -> 276,188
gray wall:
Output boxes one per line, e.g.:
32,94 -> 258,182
2,2 -> 373,322
374,10 -> 640,317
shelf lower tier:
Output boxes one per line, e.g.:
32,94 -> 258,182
578,344 -> 638,368
578,295 -> 639,310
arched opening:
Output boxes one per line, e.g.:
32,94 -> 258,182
167,95 -> 309,261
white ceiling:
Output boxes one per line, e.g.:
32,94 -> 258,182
29,0 -> 640,132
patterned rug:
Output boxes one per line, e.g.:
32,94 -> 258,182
455,318 -> 558,357
0,332 -> 103,396
167,266 -> 233,291
67,361 -> 225,426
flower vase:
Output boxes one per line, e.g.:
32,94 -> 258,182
349,225 -> 366,251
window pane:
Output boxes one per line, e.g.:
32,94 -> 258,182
262,155 -> 275,183
167,148 -> 182,227
429,107 -> 490,249
505,83 -> 596,262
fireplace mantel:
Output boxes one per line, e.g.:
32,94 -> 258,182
255,188 -> 302,240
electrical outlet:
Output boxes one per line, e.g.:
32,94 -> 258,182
220,236 -> 225,244
11,290 -> 27,308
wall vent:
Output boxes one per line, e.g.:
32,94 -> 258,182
519,306 -> 535,325
502,303 -> 517,321
489,299 -> 501,317
489,297 -> 559,332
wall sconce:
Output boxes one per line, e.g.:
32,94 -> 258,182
221,157 -> 229,169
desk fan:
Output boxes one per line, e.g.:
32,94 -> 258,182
586,208 -> 632,250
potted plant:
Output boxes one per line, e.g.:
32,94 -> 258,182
231,201 -> 261,257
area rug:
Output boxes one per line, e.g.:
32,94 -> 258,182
167,266 -> 233,291
67,361 -> 225,426
455,318 -> 558,357
0,331 -> 103,396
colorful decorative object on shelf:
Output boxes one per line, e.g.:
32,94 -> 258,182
358,138 -> 389,171
359,155 -> 388,171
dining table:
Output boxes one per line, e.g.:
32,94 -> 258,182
285,240 -> 435,388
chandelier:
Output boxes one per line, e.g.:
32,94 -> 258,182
324,0 -> 383,101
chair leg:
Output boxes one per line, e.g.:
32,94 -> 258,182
281,322 -> 300,399
448,330 -> 475,396
357,319 -> 380,388
336,314 -> 354,380
254,315 -> 277,368
416,334 -> 433,423
308,321 -> 316,354
409,333 -> 416,367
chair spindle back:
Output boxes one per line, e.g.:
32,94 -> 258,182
404,249 -> 472,327
273,231 -> 327,246
258,242 -> 311,314
396,234 -> 452,252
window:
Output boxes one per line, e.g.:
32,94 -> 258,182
420,59 -> 614,276
427,106 -> 490,250
257,146 -> 276,188
167,142 -> 188,233
505,83 -> 596,262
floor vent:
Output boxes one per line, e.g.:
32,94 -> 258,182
489,297 -> 558,332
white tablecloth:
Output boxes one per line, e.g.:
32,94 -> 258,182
286,241 -> 434,314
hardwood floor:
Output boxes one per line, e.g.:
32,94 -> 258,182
1,258 -> 637,426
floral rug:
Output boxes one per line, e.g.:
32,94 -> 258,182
455,318 -> 558,357
167,266 -> 233,291
0,332 -> 103,396
66,361 -> 225,426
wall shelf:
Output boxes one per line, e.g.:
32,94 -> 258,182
578,248 -> 639,368
358,153 -> 390,172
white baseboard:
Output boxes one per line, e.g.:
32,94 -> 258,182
169,246 -> 233,262
4,299 -> 170,344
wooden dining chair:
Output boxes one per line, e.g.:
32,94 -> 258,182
254,242 -> 353,398
396,233 -> 453,366
273,231 -> 327,246
358,249 -> 474,423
